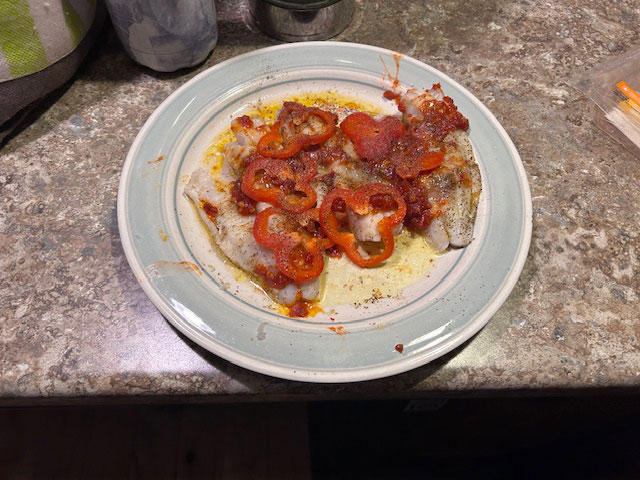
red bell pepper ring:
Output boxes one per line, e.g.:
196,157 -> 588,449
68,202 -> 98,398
319,183 -> 407,268
394,151 -> 444,179
294,108 -> 337,147
257,121 -> 303,159
257,103 -> 337,158
253,207 -> 326,283
276,102 -> 337,147
340,112 -> 405,161
240,156 -> 317,213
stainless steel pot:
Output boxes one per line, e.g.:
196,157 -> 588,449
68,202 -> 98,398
249,0 -> 355,42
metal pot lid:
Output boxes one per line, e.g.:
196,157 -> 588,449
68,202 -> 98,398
260,0 -> 342,11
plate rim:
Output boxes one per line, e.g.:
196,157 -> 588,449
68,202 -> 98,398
117,41 -> 533,383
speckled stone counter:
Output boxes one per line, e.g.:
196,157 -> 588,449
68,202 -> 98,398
1,0 -> 639,403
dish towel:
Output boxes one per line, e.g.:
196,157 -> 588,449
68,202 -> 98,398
0,0 -> 105,144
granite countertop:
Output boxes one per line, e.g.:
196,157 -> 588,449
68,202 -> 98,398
1,0 -> 639,403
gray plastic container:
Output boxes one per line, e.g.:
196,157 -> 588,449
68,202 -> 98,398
105,0 -> 218,72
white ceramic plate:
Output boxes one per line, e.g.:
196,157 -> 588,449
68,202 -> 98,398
117,42 -> 532,383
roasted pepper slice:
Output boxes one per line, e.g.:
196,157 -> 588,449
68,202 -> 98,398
253,207 -> 326,283
319,183 -> 407,268
394,151 -> 444,179
241,156 -> 317,213
257,103 -> 337,158
340,112 -> 405,161
277,102 -> 337,147
295,108 -> 337,147
257,121 -> 303,159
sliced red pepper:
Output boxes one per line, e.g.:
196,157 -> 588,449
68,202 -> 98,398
298,109 -> 337,147
257,103 -> 337,158
340,112 -> 405,161
253,207 -> 332,252
277,102 -> 337,148
319,183 -> 407,268
241,156 -> 317,213
253,207 -> 326,283
394,151 -> 444,179
257,121 -> 303,159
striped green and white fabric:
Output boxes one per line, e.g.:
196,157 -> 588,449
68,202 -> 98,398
0,0 -> 97,82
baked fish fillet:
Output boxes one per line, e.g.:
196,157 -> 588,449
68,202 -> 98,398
399,87 -> 482,251
184,165 -> 321,305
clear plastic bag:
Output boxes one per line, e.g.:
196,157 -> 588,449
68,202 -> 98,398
574,46 -> 640,157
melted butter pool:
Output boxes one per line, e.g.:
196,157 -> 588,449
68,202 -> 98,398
320,231 -> 439,308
